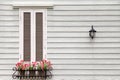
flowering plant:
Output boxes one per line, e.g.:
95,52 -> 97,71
40,59 -> 52,71
29,62 -> 37,70
16,60 -> 25,70
15,59 -> 52,71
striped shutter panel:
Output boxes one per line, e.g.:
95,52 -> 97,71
36,12 -> 43,61
24,12 -> 31,61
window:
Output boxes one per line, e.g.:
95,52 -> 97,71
19,9 -> 47,62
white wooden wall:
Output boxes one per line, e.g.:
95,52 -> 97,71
0,4 -> 19,80
47,1 -> 120,80
0,0 -> 120,80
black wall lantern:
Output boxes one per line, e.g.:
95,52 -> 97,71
89,25 -> 96,39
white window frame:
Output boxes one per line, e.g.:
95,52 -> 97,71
19,8 -> 47,62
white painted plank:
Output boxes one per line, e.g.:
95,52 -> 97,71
0,76 -> 13,80
53,0 -> 120,0
52,70 -> 120,75
48,32 -> 120,38
48,16 -> 120,21
52,65 -> 120,70
48,22 -> 120,27
0,5 -> 13,10
49,76 -> 93,80
48,53 -> 120,58
0,59 -> 18,64
48,11 -> 120,16
0,32 -> 18,37
54,5 -> 120,10
0,10 -> 18,15
51,59 -> 120,65
93,76 -> 120,80
0,21 -> 18,26
48,43 -> 120,47
47,48 -> 120,53
0,27 -> 18,31
48,26 -> 120,32
52,0 -> 120,3
0,70 -> 13,75
0,16 -> 18,21
0,65 -> 15,70
0,43 -> 18,47
50,76 -> 120,80
0,38 -> 18,42
0,54 -> 18,58
0,49 -> 18,53
48,26 -> 120,34
48,38 -> 120,43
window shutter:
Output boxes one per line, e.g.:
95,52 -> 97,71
36,13 -> 43,61
24,12 -> 31,61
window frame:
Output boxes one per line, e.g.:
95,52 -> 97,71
19,8 -> 47,62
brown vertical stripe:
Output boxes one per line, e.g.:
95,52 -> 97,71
24,12 -> 31,61
36,13 -> 43,61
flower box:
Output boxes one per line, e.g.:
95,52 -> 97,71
12,59 -> 52,79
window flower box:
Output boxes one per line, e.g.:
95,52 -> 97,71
12,59 -> 52,79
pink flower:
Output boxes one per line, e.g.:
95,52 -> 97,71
15,60 -> 24,70
32,62 -> 37,67
16,62 -> 21,67
24,63 -> 30,70
15,59 -> 52,70
47,60 -> 52,68
40,61 -> 44,71
40,59 -> 52,71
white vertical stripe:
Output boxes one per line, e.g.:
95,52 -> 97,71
19,9 -> 23,61
31,10 -> 35,62
33,10 -> 36,62
43,9 -> 47,59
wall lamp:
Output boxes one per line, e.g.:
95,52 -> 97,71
89,25 -> 97,39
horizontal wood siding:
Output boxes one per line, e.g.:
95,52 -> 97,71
0,4 -> 19,80
0,1 -> 120,80
47,2 -> 120,80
